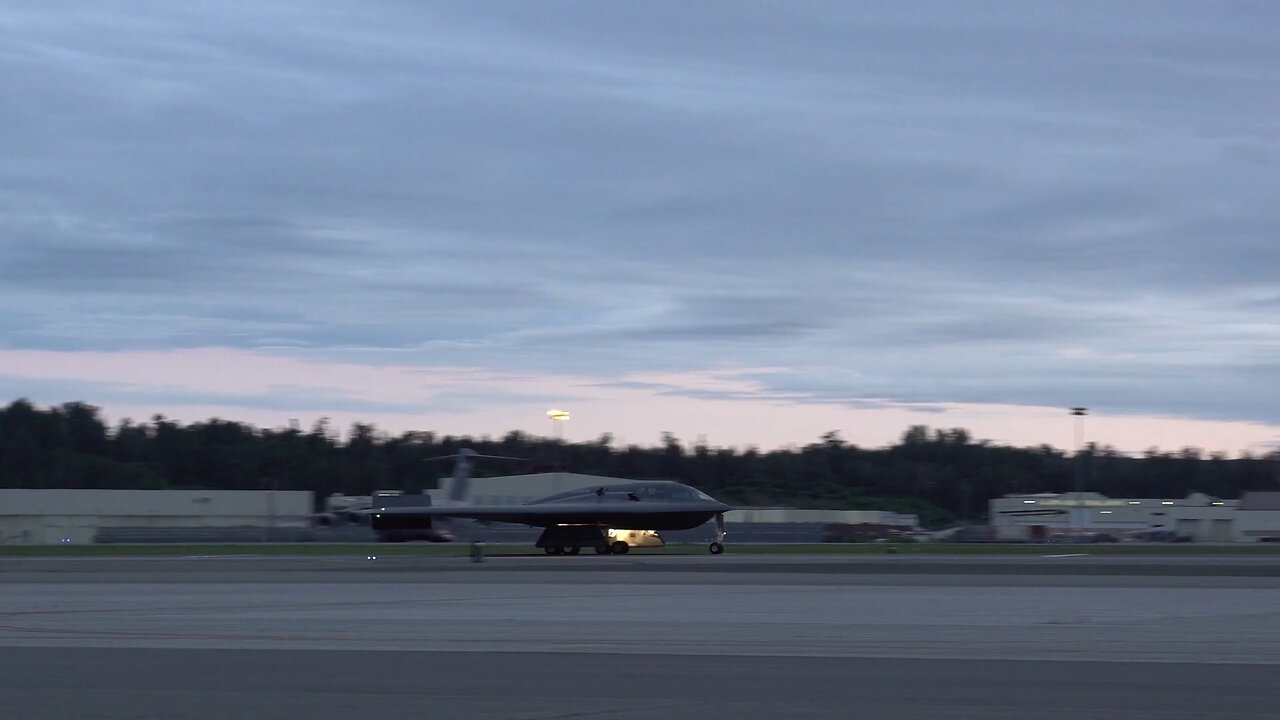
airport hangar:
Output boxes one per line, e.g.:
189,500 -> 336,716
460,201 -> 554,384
0,472 -> 918,545
990,490 -> 1280,542
0,489 -> 313,545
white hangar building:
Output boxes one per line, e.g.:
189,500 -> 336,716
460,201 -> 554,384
1238,492 -> 1280,542
0,489 -> 313,545
430,472 -> 624,507
988,491 -> 1280,543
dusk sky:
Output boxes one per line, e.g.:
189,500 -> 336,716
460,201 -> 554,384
2,2 -> 1278,455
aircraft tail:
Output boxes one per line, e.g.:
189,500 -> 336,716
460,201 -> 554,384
432,449 -> 526,506
444,449 -> 476,505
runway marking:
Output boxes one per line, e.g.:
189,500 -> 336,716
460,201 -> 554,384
1041,553 -> 1089,558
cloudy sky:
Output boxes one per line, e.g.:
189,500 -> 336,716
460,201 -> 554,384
2,1 -> 1277,454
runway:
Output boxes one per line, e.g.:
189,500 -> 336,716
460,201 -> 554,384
3,552 -> 1279,718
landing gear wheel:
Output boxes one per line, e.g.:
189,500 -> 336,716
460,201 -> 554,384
595,542 -> 611,554
565,545 -> 581,555
610,541 -> 630,555
544,546 -> 556,555
709,542 -> 724,555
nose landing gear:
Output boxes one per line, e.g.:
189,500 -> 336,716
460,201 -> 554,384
709,512 -> 726,554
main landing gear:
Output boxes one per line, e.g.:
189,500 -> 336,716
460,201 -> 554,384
709,512 -> 727,555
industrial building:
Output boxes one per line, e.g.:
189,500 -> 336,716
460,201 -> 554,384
433,471 -> 629,507
0,489 -> 313,545
1238,492 -> 1280,542
989,491 -> 1280,542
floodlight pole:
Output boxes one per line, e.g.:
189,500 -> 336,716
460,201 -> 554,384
1070,407 -> 1088,531
547,409 -> 569,442
547,409 -> 569,471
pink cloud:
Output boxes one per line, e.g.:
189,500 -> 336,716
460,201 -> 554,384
1,347 -> 1277,455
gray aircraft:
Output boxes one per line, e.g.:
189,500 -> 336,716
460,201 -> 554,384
369,449 -> 733,555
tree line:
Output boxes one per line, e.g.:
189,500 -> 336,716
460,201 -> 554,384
1,399 -> 1277,527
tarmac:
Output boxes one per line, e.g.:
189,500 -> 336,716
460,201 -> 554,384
2,551 -> 1279,719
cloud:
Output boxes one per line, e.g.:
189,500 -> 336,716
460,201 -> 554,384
0,2 -> 1277,450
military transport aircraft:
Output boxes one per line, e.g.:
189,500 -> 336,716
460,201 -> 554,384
369,449 -> 733,555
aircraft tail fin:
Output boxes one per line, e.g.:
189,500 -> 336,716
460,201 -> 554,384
428,449 -> 526,506
445,449 -> 476,504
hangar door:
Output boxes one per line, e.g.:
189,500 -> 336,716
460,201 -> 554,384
1175,519 -> 1200,540
1207,519 -> 1232,542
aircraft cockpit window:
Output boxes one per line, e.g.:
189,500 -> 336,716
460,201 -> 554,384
633,484 -> 705,501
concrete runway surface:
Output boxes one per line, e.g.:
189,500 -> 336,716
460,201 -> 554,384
2,552 -> 1279,719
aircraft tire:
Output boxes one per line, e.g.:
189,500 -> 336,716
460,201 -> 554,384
709,542 -> 724,555
610,541 -> 630,555
565,546 -> 581,555
594,542 -> 611,554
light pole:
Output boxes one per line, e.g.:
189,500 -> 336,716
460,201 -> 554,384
547,409 -> 569,442
1070,407 -> 1088,531
547,409 -> 569,470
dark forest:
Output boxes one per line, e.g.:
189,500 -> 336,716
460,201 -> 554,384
2,399 -> 1276,527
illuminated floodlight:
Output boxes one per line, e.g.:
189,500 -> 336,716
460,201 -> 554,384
547,408 -> 570,443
